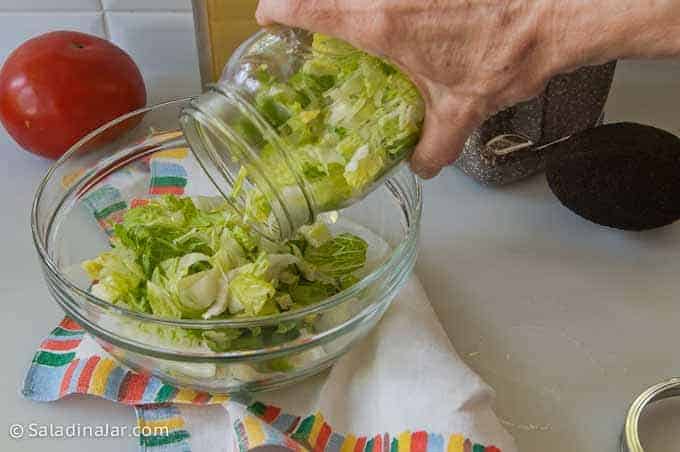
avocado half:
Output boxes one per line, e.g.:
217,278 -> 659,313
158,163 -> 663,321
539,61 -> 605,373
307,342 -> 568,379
546,122 -> 680,231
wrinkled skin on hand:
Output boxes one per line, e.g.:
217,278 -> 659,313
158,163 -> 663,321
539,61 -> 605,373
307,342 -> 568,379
257,0 -> 680,178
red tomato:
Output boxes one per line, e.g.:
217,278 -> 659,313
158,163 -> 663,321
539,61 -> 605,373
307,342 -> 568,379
0,31 -> 146,159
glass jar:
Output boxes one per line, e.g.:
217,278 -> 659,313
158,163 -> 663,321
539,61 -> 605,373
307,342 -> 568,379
180,27 -> 424,241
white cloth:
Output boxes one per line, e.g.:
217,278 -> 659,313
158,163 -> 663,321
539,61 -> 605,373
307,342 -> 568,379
109,153 -> 516,451
178,277 -> 517,452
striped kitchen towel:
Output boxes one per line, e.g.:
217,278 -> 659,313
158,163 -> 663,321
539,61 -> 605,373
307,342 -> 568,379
23,306 -> 509,452
22,146 -> 516,452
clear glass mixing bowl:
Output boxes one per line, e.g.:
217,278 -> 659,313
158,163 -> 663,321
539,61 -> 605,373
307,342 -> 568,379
32,99 -> 421,393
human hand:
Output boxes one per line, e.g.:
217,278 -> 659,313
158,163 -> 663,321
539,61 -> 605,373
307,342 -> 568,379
256,0 -> 680,178
256,0 -> 563,178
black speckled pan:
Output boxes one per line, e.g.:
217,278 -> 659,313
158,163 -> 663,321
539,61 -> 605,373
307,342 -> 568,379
455,61 -> 617,186
546,122 -> 680,231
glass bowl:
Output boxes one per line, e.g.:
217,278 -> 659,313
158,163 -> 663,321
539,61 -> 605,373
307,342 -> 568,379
31,99 -> 422,393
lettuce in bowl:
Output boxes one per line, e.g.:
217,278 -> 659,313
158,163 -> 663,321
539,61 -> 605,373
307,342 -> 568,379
82,195 -> 368,352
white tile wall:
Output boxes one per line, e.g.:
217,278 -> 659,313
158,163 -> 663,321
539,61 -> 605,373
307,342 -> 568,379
106,11 -> 200,102
0,0 -> 100,11
102,0 -> 191,11
0,0 -> 202,105
0,12 -> 105,61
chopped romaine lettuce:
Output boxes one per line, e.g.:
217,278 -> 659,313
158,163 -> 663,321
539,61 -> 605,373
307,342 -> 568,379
83,246 -> 146,311
298,222 -> 332,248
82,195 -> 369,351
237,33 -> 424,220
303,233 -> 368,278
228,273 -> 275,316
290,281 -> 337,306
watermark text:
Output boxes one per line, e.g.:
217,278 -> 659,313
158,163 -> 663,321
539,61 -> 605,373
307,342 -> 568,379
8,422 -> 169,440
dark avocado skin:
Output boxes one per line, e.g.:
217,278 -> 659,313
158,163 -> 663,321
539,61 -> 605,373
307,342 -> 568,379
546,122 -> 680,231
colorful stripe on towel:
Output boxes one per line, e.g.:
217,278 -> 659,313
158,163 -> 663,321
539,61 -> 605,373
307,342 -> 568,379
136,404 -> 191,452
245,402 -> 501,452
80,184 -> 127,234
149,149 -> 189,195
22,319 -> 230,407
235,413 -> 307,452
23,317 -> 503,452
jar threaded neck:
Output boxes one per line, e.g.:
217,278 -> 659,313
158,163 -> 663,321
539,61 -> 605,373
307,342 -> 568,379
180,84 -> 316,241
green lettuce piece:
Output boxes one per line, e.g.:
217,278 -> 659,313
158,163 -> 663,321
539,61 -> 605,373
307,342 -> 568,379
339,274 -> 360,290
311,33 -> 358,57
298,222 -> 332,248
83,246 -> 147,311
146,280 -> 182,319
231,225 -> 259,255
303,233 -> 368,278
203,329 -> 243,352
230,167 -> 248,199
257,298 -> 281,316
112,196 -> 215,277
307,164 -> 353,211
150,253 -> 218,318
82,193 -> 371,351
177,269 -> 219,313
247,33 -> 424,215
211,229 -> 249,273
131,322 -> 206,350
344,144 -> 387,191
262,253 -> 299,281
228,272 -> 275,316
275,292 -> 294,310
290,281 -> 338,306
244,188 -> 272,225
264,357 -> 294,372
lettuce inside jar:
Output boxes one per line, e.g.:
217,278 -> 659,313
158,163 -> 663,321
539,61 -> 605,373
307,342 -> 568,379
181,31 -> 425,242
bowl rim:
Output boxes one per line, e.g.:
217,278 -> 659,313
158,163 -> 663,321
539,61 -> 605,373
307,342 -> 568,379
32,98 -> 423,330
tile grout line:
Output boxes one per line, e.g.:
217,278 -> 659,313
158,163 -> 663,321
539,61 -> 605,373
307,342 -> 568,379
0,9 -> 101,13
98,0 -> 110,40
0,9 -> 190,13
101,10 -> 110,40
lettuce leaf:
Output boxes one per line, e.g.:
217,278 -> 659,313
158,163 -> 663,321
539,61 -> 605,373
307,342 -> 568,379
290,281 -> 338,306
249,33 -> 424,213
83,246 -> 147,311
147,253 -> 218,318
228,271 -> 275,316
82,195 -> 370,352
303,233 -> 368,278
113,196 -> 215,277
298,222 -> 332,248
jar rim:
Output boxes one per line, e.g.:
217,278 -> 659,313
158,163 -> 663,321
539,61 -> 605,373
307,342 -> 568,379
225,26 -> 362,80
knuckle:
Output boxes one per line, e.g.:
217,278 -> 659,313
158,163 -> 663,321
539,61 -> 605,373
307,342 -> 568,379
430,151 -> 459,168
367,10 -> 395,48
286,0 -> 305,21
416,143 -> 459,169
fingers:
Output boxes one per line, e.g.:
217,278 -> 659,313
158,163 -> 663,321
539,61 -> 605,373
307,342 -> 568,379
410,99 -> 485,179
256,0 -> 341,34
255,0 -> 486,180
255,0 -> 292,26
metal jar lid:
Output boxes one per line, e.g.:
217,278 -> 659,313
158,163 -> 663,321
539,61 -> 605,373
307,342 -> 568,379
621,378 -> 680,452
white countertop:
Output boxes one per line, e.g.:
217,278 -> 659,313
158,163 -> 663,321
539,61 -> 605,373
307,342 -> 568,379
1,59 -> 679,452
